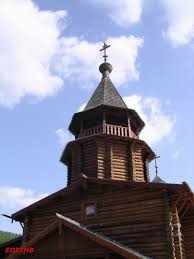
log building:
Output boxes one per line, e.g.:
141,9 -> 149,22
7,47 -> 194,258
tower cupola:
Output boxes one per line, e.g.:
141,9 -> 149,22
61,43 -> 155,185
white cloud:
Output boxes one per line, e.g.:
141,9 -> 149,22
161,0 -> 194,46
0,0 -> 66,107
87,0 -> 144,27
61,96 -> 175,147
55,35 -> 143,87
0,186 -> 48,209
55,104 -> 86,146
172,148 -> 183,159
56,128 -> 73,145
0,0 -> 143,107
124,95 -> 176,146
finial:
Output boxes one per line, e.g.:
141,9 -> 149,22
100,42 -> 110,62
99,42 -> 112,77
152,156 -> 165,183
99,62 -> 113,76
154,156 -> 160,176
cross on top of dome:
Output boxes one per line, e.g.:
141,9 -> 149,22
100,42 -> 110,62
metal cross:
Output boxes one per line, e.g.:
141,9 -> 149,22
154,156 -> 160,176
100,42 -> 110,62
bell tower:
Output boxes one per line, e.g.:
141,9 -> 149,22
60,43 -> 155,185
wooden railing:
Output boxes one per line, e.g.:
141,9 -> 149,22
78,124 -> 138,139
78,125 -> 103,137
106,124 -> 128,137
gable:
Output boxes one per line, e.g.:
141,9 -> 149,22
10,178 -> 194,258
12,181 -> 83,221
30,227 -> 108,258
12,177 -> 187,222
9,215 -> 148,259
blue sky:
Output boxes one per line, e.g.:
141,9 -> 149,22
0,0 -> 193,234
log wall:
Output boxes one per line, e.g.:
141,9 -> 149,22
96,139 -> 106,179
132,143 -> 146,182
95,139 -> 146,181
70,143 -> 82,184
112,142 -> 129,180
68,136 -> 151,184
28,196 -> 82,241
26,186 -> 173,258
96,139 -> 113,179
82,141 -> 97,178
33,228 -> 109,259
85,186 -> 173,258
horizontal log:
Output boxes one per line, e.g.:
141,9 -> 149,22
112,177 -> 128,180
112,169 -> 128,174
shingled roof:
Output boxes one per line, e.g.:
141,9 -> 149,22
84,62 -> 128,111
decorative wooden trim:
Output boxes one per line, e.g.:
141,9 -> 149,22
170,208 -> 185,258
170,194 -> 183,212
170,193 -> 194,221
178,199 -> 187,214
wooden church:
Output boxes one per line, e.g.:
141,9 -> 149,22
7,44 -> 194,258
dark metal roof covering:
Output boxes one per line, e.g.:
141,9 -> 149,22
56,214 -> 150,259
84,62 -> 128,111
152,175 -> 166,183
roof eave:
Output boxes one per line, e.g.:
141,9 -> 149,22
12,180 -> 82,221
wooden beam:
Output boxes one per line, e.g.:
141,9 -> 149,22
189,197 -> 194,206
59,222 -> 63,235
171,194 -> 183,212
178,199 -> 187,214
180,203 -> 192,220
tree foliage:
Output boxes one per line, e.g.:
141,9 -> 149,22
0,231 -> 20,244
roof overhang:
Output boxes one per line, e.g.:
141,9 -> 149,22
11,174 -> 193,222
60,134 -> 155,165
69,104 -> 145,136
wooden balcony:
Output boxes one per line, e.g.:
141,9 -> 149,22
78,124 -> 138,139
